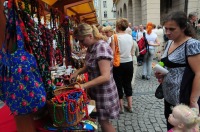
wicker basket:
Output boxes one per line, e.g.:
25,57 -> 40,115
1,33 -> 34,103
47,85 -> 86,127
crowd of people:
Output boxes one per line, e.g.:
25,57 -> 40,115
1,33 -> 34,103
1,11 -> 199,132
70,10 -> 200,132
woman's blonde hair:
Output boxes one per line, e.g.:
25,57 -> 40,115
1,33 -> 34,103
174,104 -> 200,129
146,22 -> 153,35
98,25 -> 104,32
116,18 -> 129,31
104,26 -> 115,34
73,23 -> 105,40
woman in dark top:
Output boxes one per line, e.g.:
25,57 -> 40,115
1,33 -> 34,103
155,11 -> 200,130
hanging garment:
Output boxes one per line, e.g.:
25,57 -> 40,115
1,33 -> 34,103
0,8 -> 46,115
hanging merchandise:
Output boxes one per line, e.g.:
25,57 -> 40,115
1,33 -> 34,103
54,29 -> 64,66
55,47 -> 63,65
57,30 -> 64,56
0,4 -> 46,115
71,53 -> 85,69
52,38 -> 62,67
16,0 -> 53,99
61,16 -> 71,65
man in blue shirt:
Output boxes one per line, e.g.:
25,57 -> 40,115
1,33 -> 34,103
132,26 -> 138,41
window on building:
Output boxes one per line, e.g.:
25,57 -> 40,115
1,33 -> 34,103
103,1 -> 107,8
94,0 -> 98,7
113,12 -> 116,18
104,11 -> 107,18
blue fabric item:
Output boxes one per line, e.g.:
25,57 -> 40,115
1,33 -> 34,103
132,31 -> 137,41
0,8 -> 46,115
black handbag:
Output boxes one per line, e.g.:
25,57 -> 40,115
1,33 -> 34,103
155,84 -> 164,99
179,40 -> 200,108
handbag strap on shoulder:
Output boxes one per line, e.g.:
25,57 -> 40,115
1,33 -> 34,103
113,34 -> 118,46
184,39 -> 190,65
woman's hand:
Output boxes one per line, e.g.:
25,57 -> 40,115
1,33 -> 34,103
69,72 -> 78,83
74,84 -> 84,89
74,83 -> 85,90
190,97 -> 199,114
155,72 -> 164,83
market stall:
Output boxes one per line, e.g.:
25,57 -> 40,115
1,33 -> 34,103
0,0 -> 97,131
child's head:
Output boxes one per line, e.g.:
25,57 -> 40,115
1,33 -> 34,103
168,104 -> 200,129
104,26 -> 115,37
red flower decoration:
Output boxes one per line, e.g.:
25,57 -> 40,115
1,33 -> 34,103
33,107 -> 38,112
19,84 -> 24,90
21,56 -> 27,61
17,67 -> 22,73
41,96 -> 46,102
35,82 -> 39,87
29,92 -> 34,98
21,101 -> 27,106
17,35 -> 21,40
11,94 -> 16,100
24,75 -> 29,81
9,77 -> 13,83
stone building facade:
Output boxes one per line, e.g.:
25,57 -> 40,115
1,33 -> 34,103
114,0 -> 200,26
94,0 -> 117,25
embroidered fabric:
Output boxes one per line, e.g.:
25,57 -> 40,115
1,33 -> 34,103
0,7 -> 46,115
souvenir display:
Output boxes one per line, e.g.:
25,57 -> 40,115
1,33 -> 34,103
48,84 -> 89,127
0,0 -> 96,131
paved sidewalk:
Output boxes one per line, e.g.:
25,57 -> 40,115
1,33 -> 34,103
109,65 -> 167,132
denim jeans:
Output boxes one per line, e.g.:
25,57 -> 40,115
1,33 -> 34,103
142,49 -> 155,78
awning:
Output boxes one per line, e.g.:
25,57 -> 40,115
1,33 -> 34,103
41,0 -> 97,24
42,0 -> 57,6
64,0 -> 97,24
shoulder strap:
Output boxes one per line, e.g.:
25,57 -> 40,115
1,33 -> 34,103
184,40 -> 190,65
164,40 -> 172,50
143,32 -> 146,38
143,32 -> 149,52
113,34 -> 118,46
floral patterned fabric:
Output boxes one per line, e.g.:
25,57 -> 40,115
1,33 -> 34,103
0,9 -> 46,115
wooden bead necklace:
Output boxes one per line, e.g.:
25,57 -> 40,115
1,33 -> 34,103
65,102 -> 77,125
53,102 -> 65,124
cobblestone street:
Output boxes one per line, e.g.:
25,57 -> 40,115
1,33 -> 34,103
111,65 -> 167,132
